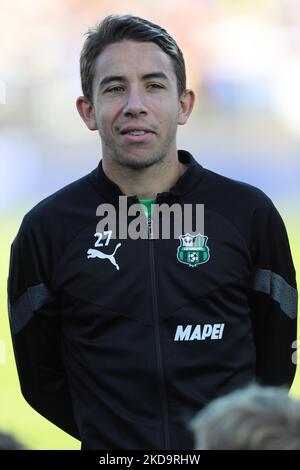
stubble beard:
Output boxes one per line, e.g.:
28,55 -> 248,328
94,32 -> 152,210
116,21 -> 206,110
98,123 -> 178,171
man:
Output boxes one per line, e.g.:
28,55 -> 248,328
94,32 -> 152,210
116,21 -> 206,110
8,15 -> 298,450
190,384 -> 300,450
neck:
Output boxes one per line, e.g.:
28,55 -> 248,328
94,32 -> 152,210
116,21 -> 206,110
102,153 -> 186,199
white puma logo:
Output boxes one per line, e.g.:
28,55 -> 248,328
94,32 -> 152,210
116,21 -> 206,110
87,243 -> 121,270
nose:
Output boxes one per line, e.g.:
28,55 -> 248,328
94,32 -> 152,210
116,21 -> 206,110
123,87 -> 147,117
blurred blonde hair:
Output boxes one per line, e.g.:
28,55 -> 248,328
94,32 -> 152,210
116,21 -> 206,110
190,384 -> 300,450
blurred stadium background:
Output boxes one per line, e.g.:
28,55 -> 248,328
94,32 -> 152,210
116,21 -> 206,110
0,0 -> 299,449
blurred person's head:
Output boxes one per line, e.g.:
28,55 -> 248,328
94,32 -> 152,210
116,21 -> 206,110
76,15 -> 195,172
0,431 -> 25,450
79,14 -> 187,104
190,384 -> 300,450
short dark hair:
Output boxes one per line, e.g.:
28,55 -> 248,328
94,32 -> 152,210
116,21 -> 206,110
80,14 -> 186,103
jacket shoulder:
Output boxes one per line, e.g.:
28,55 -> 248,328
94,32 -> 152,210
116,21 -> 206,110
198,168 -> 283,255
202,168 -> 273,209
23,173 -> 94,227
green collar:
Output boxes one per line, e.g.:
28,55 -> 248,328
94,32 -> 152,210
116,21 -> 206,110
139,197 -> 156,219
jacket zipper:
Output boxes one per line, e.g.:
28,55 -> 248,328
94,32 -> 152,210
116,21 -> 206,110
148,216 -> 170,449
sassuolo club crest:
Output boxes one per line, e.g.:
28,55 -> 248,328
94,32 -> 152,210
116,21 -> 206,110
177,233 -> 210,267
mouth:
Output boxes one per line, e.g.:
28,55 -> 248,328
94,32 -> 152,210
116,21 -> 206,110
119,127 -> 156,142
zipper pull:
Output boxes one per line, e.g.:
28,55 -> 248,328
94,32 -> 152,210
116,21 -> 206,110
148,217 -> 153,239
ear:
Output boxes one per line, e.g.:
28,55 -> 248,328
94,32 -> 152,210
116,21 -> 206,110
177,89 -> 195,125
76,96 -> 98,131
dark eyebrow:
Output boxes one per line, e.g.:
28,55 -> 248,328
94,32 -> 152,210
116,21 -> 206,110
98,72 -> 169,90
99,75 -> 126,89
141,72 -> 169,81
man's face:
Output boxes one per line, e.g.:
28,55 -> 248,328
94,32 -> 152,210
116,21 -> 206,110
91,40 -> 183,170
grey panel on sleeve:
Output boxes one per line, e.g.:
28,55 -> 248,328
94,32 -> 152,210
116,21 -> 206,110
253,269 -> 298,319
9,283 -> 55,335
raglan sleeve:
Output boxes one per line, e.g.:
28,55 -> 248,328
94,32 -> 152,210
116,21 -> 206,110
250,197 -> 298,387
7,215 -> 80,440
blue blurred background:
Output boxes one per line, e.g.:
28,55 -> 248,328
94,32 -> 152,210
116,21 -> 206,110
0,0 -> 299,449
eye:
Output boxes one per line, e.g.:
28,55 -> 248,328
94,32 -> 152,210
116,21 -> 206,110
105,86 -> 124,94
148,83 -> 164,90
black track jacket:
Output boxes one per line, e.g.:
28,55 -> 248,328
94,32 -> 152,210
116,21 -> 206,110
8,150 -> 298,449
